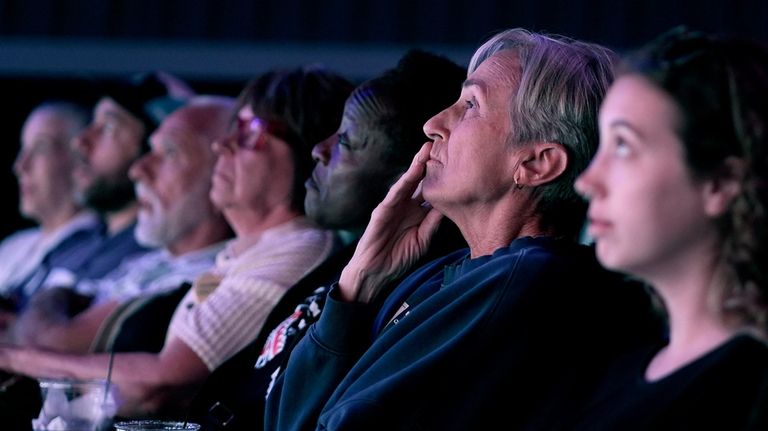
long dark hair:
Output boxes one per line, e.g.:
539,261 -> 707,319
623,28 -> 768,332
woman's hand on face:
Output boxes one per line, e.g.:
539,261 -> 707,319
338,142 -> 443,303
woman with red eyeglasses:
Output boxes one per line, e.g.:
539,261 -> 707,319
569,29 -> 768,430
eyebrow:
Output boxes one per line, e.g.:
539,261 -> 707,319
462,78 -> 486,91
609,119 -> 646,141
99,109 -> 130,124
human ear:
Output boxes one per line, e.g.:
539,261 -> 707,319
702,156 -> 745,217
515,143 -> 569,187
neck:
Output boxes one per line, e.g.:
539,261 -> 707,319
104,202 -> 139,235
225,204 -> 302,238
644,249 -> 737,381
38,205 -> 83,234
166,215 -> 232,256
335,227 -> 363,247
444,197 -> 553,258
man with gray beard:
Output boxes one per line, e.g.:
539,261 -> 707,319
13,97 -> 234,353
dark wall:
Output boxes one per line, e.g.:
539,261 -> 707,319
0,0 -> 765,48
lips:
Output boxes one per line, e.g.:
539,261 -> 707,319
136,198 -> 152,212
305,169 -> 324,193
586,216 -> 613,238
304,178 -> 316,193
72,165 -> 93,184
134,185 -> 158,214
427,142 -> 443,165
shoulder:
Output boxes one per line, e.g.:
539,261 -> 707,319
474,237 -> 602,289
261,218 -> 336,254
0,227 -> 41,247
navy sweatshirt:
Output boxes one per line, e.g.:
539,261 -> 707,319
265,236 -> 664,431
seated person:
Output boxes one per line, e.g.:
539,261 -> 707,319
13,97 -> 236,354
0,66 -> 353,418
568,28 -> 768,430
32,73 -> 194,295
265,28 -> 664,430
0,102 -> 101,312
189,50 -> 468,430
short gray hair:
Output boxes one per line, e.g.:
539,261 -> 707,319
31,101 -> 90,140
470,28 -> 616,238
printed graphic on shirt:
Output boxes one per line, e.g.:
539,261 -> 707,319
255,286 -> 329,370
388,301 -> 410,327
266,366 -> 281,399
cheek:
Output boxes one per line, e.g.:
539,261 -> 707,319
153,185 -> 177,211
603,171 -> 706,268
234,158 -> 266,193
49,157 -> 74,176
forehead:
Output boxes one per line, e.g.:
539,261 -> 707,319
23,110 -> 68,136
468,50 -> 522,90
94,97 -> 139,124
340,92 -> 380,129
151,110 -> 203,149
600,75 -> 681,129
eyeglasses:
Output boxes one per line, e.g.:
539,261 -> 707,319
219,117 -> 291,152
236,117 -> 275,150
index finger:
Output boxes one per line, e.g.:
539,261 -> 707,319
383,142 -> 433,205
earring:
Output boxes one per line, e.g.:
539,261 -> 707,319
513,176 -> 524,190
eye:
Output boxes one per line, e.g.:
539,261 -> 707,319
101,119 -> 119,136
337,134 -> 351,151
614,136 -> 632,158
464,98 -> 477,110
28,139 -> 56,156
163,145 -> 178,158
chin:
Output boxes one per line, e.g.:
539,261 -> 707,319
595,242 -> 619,269
421,182 -> 437,201
595,247 -> 635,276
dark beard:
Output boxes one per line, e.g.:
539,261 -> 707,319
84,177 -> 136,213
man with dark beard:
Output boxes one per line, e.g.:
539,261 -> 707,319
41,73 -> 191,290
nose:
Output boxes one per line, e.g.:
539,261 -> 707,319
423,105 -> 451,144
311,135 -> 334,165
71,126 -> 94,158
129,152 -> 153,183
574,155 -> 605,201
13,150 -> 30,175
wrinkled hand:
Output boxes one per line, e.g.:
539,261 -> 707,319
339,142 -> 443,303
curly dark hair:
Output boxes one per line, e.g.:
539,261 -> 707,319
623,28 -> 768,332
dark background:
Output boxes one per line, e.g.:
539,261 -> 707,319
1,0 -> 765,237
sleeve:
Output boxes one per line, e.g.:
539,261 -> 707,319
264,285 -> 375,431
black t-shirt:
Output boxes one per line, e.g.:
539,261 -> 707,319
567,334 -> 768,431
